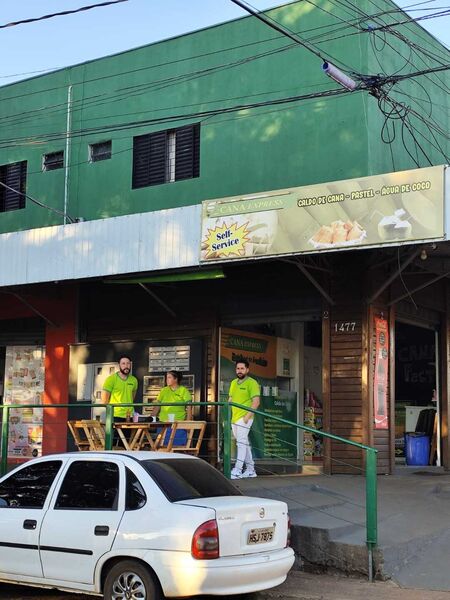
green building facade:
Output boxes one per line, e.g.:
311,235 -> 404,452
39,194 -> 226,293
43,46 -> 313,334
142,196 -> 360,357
0,0 -> 447,234
0,0 -> 449,475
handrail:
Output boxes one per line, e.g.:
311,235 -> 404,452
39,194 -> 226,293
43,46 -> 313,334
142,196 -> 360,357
0,399 -> 377,580
226,401 -> 378,581
229,402 -> 375,450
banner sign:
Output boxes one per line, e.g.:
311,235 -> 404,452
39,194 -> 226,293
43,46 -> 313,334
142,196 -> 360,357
4,346 -> 45,458
200,166 -> 445,262
374,318 -> 389,430
220,327 -> 277,379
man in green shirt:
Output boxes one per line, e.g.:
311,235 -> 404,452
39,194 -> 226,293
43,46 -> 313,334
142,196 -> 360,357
229,359 -> 260,479
101,355 -> 138,422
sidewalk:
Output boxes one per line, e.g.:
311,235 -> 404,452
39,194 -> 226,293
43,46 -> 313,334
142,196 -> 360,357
238,467 -> 450,590
259,572 -> 450,600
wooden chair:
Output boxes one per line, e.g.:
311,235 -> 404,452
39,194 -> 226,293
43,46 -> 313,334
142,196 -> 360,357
67,420 -> 105,451
162,421 -> 207,456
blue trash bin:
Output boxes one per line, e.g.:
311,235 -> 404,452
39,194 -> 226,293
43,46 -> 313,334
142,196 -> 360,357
405,432 -> 430,466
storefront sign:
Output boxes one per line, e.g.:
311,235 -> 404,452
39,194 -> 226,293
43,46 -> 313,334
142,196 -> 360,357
200,166 -> 446,261
220,328 -> 277,379
3,346 -> 45,458
374,318 -> 389,430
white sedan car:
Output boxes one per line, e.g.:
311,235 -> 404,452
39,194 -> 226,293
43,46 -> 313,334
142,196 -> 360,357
0,451 -> 294,599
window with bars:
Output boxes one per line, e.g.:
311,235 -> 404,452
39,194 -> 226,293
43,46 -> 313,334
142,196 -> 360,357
132,124 -> 200,189
0,161 -> 27,213
89,140 -> 112,162
43,151 -> 64,171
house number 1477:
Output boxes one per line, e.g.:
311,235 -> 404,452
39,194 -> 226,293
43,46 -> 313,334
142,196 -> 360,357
334,322 -> 356,332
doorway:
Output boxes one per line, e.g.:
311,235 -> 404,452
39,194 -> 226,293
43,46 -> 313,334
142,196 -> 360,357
395,321 -> 439,465
219,318 -> 323,473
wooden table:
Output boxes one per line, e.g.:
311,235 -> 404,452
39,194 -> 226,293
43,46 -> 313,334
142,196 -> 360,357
113,421 -> 174,451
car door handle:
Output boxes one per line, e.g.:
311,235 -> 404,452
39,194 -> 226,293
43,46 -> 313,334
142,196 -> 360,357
23,519 -> 37,530
94,525 -> 109,536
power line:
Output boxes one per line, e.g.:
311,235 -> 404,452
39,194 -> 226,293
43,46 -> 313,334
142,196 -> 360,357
0,87 -> 353,150
0,0 -> 129,30
0,41 -> 300,127
366,7 -> 450,30
0,9 -> 359,103
229,0 -> 326,61
0,181 -> 77,223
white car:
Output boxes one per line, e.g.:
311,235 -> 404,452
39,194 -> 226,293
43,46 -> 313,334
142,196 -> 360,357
0,451 -> 294,599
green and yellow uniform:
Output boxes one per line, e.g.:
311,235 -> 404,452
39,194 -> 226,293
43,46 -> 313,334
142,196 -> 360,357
103,372 -> 138,418
229,377 -> 260,423
157,385 -> 191,422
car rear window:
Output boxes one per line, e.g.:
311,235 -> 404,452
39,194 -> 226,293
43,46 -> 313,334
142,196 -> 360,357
142,458 -> 242,502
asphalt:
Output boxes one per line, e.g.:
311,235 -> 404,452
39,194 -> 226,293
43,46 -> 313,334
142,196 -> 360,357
237,466 -> 450,591
4,572 -> 450,600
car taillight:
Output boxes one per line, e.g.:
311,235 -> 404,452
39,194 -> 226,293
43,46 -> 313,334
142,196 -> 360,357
286,515 -> 291,548
191,519 -> 219,560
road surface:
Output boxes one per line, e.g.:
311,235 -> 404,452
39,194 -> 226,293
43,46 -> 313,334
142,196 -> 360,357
2,572 -> 450,599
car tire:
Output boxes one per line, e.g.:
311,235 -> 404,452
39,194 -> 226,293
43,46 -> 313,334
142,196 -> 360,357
103,559 -> 161,600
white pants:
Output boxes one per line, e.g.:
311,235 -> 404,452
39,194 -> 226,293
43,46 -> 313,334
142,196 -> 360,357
231,417 -> 254,472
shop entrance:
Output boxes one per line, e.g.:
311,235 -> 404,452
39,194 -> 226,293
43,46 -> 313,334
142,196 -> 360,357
395,321 -> 440,466
219,317 -> 323,474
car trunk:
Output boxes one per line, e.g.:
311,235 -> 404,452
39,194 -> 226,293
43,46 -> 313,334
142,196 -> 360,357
178,496 -> 288,557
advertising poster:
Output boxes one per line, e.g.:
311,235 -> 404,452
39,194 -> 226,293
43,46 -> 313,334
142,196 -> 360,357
3,346 -> 45,458
201,166 -> 445,262
374,318 -> 389,430
220,328 -> 297,461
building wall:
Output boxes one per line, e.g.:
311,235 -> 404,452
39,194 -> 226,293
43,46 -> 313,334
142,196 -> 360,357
3,1 -> 447,236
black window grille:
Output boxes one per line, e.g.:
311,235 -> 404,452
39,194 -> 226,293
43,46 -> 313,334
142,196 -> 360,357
0,160 -> 27,213
90,140 -> 112,162
132,124 -> 200,189
43,151 -> 64,171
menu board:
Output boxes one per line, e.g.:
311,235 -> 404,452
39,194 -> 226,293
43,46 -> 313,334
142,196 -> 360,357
3,346 -> 45,458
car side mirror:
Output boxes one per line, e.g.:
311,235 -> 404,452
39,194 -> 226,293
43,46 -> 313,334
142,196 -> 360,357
0,498 -> 8,508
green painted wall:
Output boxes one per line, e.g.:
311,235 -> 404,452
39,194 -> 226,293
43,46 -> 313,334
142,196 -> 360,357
0,0 -> 447,234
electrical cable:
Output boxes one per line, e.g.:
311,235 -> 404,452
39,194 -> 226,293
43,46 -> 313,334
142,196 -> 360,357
0,8 -> 366,105
0,0 -> 446,128
0,41 -> 303,128
366,8 -> 450,31
229,0 -> 326,61
0,87 -> 354,149
0,0 -> 129,30
12,86 -> 346,178
397,248 -> 418,309
0,180 -> 77,223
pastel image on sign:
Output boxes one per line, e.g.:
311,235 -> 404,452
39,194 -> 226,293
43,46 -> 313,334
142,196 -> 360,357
309,220 -> 366,248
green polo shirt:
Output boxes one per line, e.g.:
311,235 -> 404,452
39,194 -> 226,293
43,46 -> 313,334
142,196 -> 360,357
157,386 -> 191,422
103,372 -> 138,418
229,376 -> 260,423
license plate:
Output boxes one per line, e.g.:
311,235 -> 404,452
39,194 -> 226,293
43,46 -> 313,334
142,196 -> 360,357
247,526 -> 275,545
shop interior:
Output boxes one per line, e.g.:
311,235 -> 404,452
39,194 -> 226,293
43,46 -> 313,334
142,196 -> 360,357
395,321 -> 439,466
219,318 -> 323,473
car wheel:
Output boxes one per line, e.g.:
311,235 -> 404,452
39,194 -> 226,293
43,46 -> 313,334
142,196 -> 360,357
104,560 -> 161,600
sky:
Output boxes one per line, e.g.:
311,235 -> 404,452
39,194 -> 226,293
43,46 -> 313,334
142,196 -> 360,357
0,0 -> 448,85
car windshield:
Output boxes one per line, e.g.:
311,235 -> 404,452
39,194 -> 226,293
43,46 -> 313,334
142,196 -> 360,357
142,458 -> 242,502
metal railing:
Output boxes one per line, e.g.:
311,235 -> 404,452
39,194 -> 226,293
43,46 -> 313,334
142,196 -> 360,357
223,401 -> 378,581
0,400 -> 377,580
